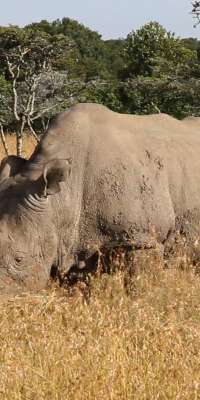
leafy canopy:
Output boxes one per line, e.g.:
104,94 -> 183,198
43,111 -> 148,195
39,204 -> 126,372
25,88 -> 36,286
124,22 -> 197,77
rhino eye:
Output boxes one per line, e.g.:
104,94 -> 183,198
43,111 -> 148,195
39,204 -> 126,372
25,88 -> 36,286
15,257 -> 23,264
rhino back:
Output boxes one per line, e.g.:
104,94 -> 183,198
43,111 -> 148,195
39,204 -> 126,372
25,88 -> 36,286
29,104 -> 200,256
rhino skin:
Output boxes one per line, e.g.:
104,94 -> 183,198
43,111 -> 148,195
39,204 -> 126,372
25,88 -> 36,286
0,103 -> 200,293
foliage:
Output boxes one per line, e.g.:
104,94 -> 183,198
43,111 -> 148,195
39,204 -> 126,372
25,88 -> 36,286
77,79 -> 122,111
26,18 -> 109,79
182,37 -> 200,53
0,17 -> 200,151
103,39 -> 126,79
124,22 -> 197,78
0,75 -> 12,125
0,27 -> 75,154
119,76 -> 200,118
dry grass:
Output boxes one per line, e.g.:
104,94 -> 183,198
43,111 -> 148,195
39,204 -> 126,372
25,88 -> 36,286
1,135 -> 200,399
0,268 -> 200,399
0,133 -> 36,160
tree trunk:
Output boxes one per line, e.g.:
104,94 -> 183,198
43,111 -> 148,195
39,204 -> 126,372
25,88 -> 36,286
16,131 -> 23,157
16,117 -> 25,157
27,118 -> 40,143
0,124 -> 9,156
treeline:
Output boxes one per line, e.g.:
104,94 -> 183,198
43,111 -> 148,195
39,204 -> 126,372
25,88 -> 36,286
0,17 -> 200,139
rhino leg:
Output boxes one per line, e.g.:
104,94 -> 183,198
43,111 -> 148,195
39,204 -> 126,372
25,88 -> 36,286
163,210 -> 200,270
63,241 -> 164,290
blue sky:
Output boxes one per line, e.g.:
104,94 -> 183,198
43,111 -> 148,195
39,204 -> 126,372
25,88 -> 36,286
0,0 -> 199,39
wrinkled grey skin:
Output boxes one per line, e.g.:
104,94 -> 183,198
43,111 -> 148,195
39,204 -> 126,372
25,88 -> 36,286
1,103 -> 200,293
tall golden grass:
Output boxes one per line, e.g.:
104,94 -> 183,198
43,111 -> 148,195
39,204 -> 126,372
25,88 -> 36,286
0,134 -> 200,399
0,133 -> 36,159
1,269 -> 200,399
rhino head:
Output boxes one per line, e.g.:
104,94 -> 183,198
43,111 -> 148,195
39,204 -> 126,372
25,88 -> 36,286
0,155 -> 70,295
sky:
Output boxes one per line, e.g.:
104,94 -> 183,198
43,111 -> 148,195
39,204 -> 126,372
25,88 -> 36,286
0,0 -> 199,39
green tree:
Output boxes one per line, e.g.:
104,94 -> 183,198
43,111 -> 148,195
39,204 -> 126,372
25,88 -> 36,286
77,79 -> 122,111
26,18 -> 109,79
124,22 -> 196,78
103,39 -> 125,79
119,76 -> 200,118
0,75 -> 12,155
181,38 -> 200,52
0,27 -> 74,155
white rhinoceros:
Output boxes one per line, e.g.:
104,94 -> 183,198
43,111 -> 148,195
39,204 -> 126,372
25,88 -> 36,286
0,103 -> 199,293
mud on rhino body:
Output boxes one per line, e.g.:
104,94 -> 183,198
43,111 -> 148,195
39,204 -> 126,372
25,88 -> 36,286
0,103 -> 200,293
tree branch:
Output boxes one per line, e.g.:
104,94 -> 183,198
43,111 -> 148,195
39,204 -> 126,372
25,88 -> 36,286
192,1 -> 200,25
0,123 -> 9,156
6,57 -> 20,121
27,117 -> 40,142
31,103 -> 59,121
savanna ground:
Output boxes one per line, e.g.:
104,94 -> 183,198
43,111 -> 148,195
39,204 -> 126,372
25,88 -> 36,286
1,136 -> 200,399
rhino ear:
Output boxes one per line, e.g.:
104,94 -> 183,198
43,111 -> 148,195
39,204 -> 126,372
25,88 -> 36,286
0,155 -> 28,183
41,159 -> 71,196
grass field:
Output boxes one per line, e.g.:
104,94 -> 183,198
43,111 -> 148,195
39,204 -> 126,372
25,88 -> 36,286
1,269 -> 200,399
0,135 -> 200,399
0,133 -> 36,160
